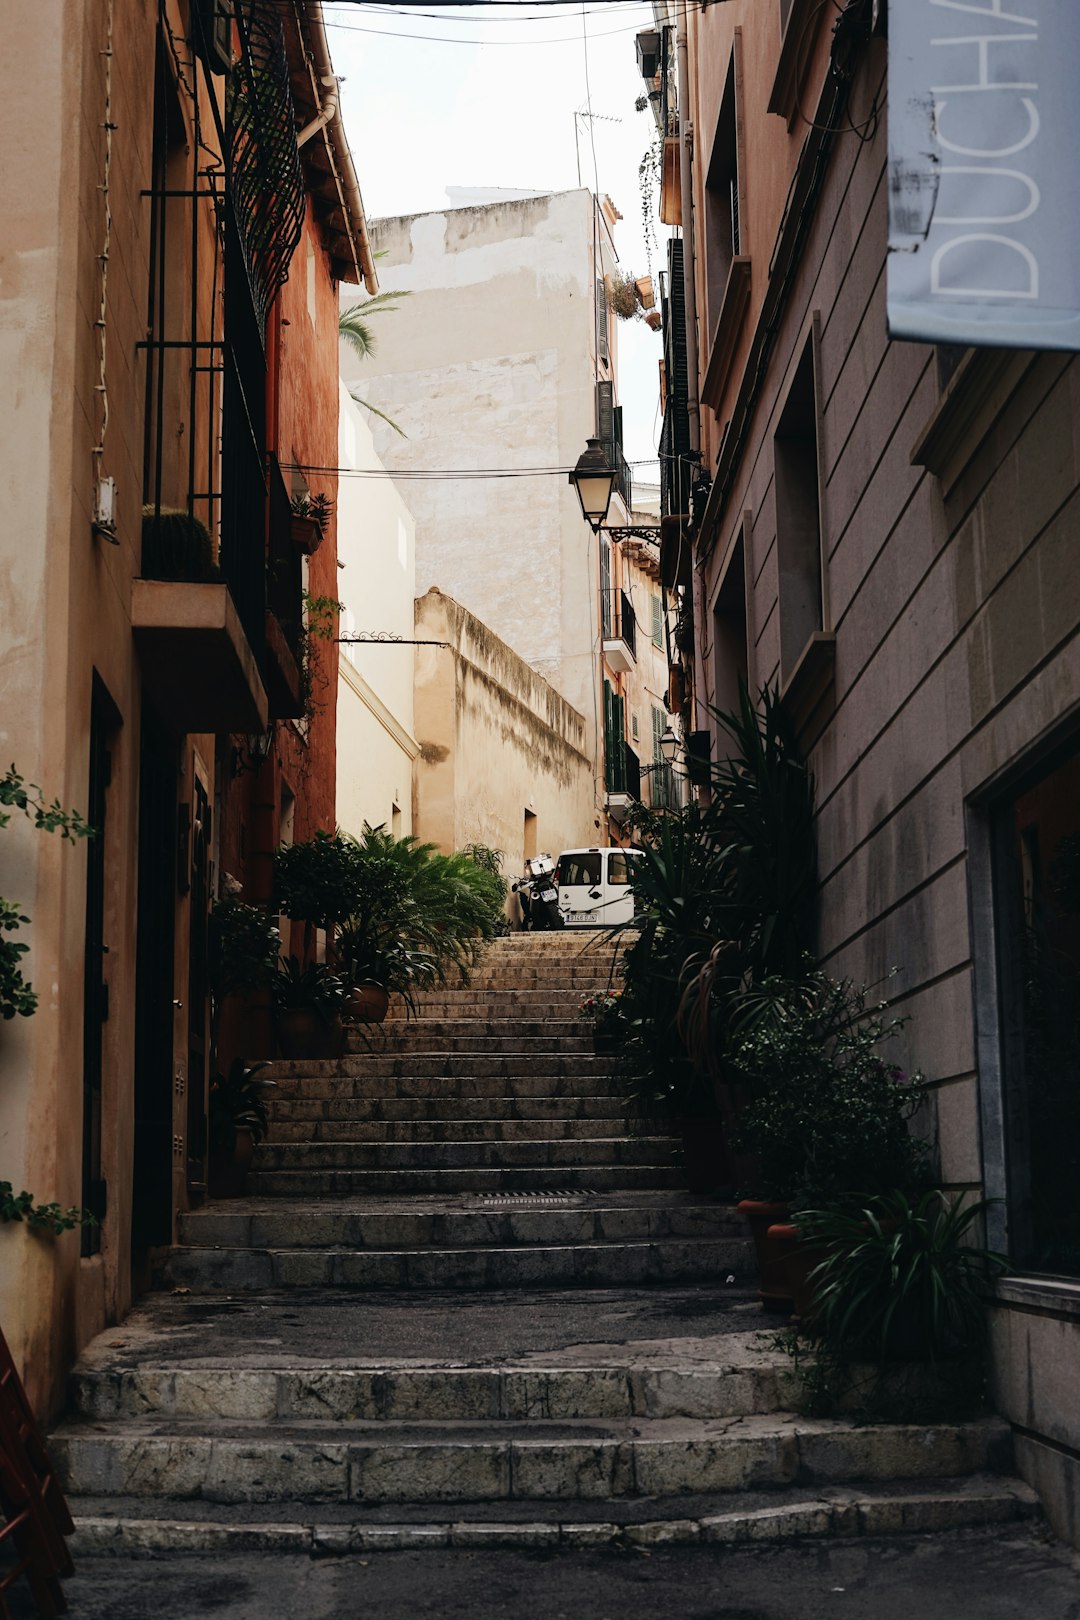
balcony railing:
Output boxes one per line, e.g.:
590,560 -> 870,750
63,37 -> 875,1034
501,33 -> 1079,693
606,740 -> 641,802
601,589 -> 637,663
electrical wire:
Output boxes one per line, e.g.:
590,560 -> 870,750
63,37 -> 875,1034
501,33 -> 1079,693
316,8 -> 652,44
321,1 -> 646,17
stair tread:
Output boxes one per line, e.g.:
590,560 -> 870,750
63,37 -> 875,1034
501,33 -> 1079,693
53,1412 -> 1010,1442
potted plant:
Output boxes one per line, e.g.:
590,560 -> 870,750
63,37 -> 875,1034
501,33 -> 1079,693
208,1060 -> 275,1197
289,492 -> 334,557
578,990 -> 623,1055
797,1189 -> 1009,1366
272,956 -> 347,1059
141,506 -> 221,581
730,974 -> 931,1313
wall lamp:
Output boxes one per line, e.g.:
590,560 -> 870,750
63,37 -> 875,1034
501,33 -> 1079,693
569,437 -> 663,544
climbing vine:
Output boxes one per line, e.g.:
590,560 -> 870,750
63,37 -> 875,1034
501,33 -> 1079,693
0,767 -> 94,1021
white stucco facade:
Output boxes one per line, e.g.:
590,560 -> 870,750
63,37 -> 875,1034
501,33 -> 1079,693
335,383 -> 420,839
339,189 -> 627,831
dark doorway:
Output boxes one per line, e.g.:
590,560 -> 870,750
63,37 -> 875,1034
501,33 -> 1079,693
132,708 -> 178,1266
82,677 -> 122,1257
994,743 -> 1080,1276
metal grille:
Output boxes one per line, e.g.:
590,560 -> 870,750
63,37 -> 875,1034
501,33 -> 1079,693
227,1 -> 306,333
477,1192 -> 596,1207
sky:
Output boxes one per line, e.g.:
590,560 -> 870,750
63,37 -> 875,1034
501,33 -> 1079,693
322,0 -> 668,475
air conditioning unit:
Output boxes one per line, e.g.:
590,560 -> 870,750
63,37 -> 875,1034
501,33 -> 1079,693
194,0 -> 236,76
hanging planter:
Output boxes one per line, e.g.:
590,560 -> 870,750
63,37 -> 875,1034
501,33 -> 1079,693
289,493 -> 333,557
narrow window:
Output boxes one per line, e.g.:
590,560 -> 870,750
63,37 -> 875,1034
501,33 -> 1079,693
704,55 -> 742,337
774,333 -> 825,683
712,538 -> 749,721
523,808 -> 538,863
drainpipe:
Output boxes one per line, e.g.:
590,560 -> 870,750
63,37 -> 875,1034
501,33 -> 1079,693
676,1 -> 700,460
299,4 -> 378,294
676,1 -> 711,774
296,76 -> 340,149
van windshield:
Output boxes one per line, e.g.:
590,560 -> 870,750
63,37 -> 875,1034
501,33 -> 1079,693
561,853 -> 602,887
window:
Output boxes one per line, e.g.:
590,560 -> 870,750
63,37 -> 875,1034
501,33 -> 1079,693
712,536 -> 748,721
608,852 -> 631,886
604,678 -> 627,793
993,743 -> 1080,1277
774,330 -> 826,684
650,593 -> 664,648
523,808 -> 538,863
562,852 -> 602,887
704,54 -> 742,338
595,276 -> 610,367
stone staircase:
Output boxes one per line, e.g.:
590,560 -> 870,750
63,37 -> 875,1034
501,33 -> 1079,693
50,932 -> 1040,1554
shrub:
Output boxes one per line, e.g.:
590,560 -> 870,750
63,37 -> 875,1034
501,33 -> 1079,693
730,974 -> 930,1207
797,1190 -> 1009,1362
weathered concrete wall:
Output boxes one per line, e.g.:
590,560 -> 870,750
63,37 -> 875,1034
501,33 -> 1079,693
688,8 -> 1080,1545
413,590 -> 595,874
340,190 -> 620,804
336,385 -> 419,838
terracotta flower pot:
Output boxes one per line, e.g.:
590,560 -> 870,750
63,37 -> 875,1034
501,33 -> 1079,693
208,1125 -> 255,1199
346,982 -> 390,1024
290,513 -> 324,556
766,1222 -> 823,1322
738,1199 -> 793,1310
275,1008 -> 344,1060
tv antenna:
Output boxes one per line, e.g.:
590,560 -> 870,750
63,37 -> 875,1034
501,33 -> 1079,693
573,110 -> 622,188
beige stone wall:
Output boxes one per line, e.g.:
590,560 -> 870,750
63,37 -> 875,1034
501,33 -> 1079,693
413,590 -> 595,878
336,386 -> 420,838
340,189 -> 622,809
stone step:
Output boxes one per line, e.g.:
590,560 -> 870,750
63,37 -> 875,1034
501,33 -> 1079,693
387,991 -> 593,1014
67,1340 -> 801,1424
268,1072 -> 621,1101
177,1195 -> 744,1251
64,1475 -> 1043,1557
156,1235 -> 754,1292
374,1019 -> 589,1038
262,1055 -> 619,1081
50,1413 -> 1014,1505
454,967 -> 616,985
351,1031 -> 596,1055
254,1136 -> 676,1172
265,1116 -> 643,1144
268,1094 -> 633,1123
246,1165 -> 687,1196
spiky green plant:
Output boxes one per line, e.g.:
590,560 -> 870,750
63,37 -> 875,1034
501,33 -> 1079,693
797,1190 -> 1009,1362
338,292 -> 410,437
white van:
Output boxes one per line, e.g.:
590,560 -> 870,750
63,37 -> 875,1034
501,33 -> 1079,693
555,847 -> 643,928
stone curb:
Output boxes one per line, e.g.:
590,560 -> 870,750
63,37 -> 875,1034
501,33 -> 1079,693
68,1480 -> 1041,1558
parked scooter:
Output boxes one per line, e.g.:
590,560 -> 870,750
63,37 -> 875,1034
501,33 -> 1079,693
511,854 -> 565,931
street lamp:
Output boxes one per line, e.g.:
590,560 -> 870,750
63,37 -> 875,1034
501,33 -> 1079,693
568,437 -> 616,533
658,726 -> 679,766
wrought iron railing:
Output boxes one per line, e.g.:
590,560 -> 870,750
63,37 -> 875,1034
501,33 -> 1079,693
606,740 -> 641,800
601,589 -> 637,660
227,1 -> 306,334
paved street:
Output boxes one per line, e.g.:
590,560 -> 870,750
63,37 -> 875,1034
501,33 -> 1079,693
12,1526 -> 1080,1619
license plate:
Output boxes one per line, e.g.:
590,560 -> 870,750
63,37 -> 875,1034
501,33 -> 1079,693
541,888 -> 557,901
568,910 -> 595,923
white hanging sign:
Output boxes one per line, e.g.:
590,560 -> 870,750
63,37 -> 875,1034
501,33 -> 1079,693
887,0 -> 1080,350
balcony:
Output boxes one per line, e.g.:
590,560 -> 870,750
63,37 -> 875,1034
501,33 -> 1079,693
605,741 -> 641,822
132,580 -> 268,734
602,588 -> 637,674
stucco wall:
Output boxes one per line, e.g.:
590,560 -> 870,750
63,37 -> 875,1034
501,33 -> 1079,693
413,590 -> 595,874
336,385 -> 419,837
340,190 -> 620,805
